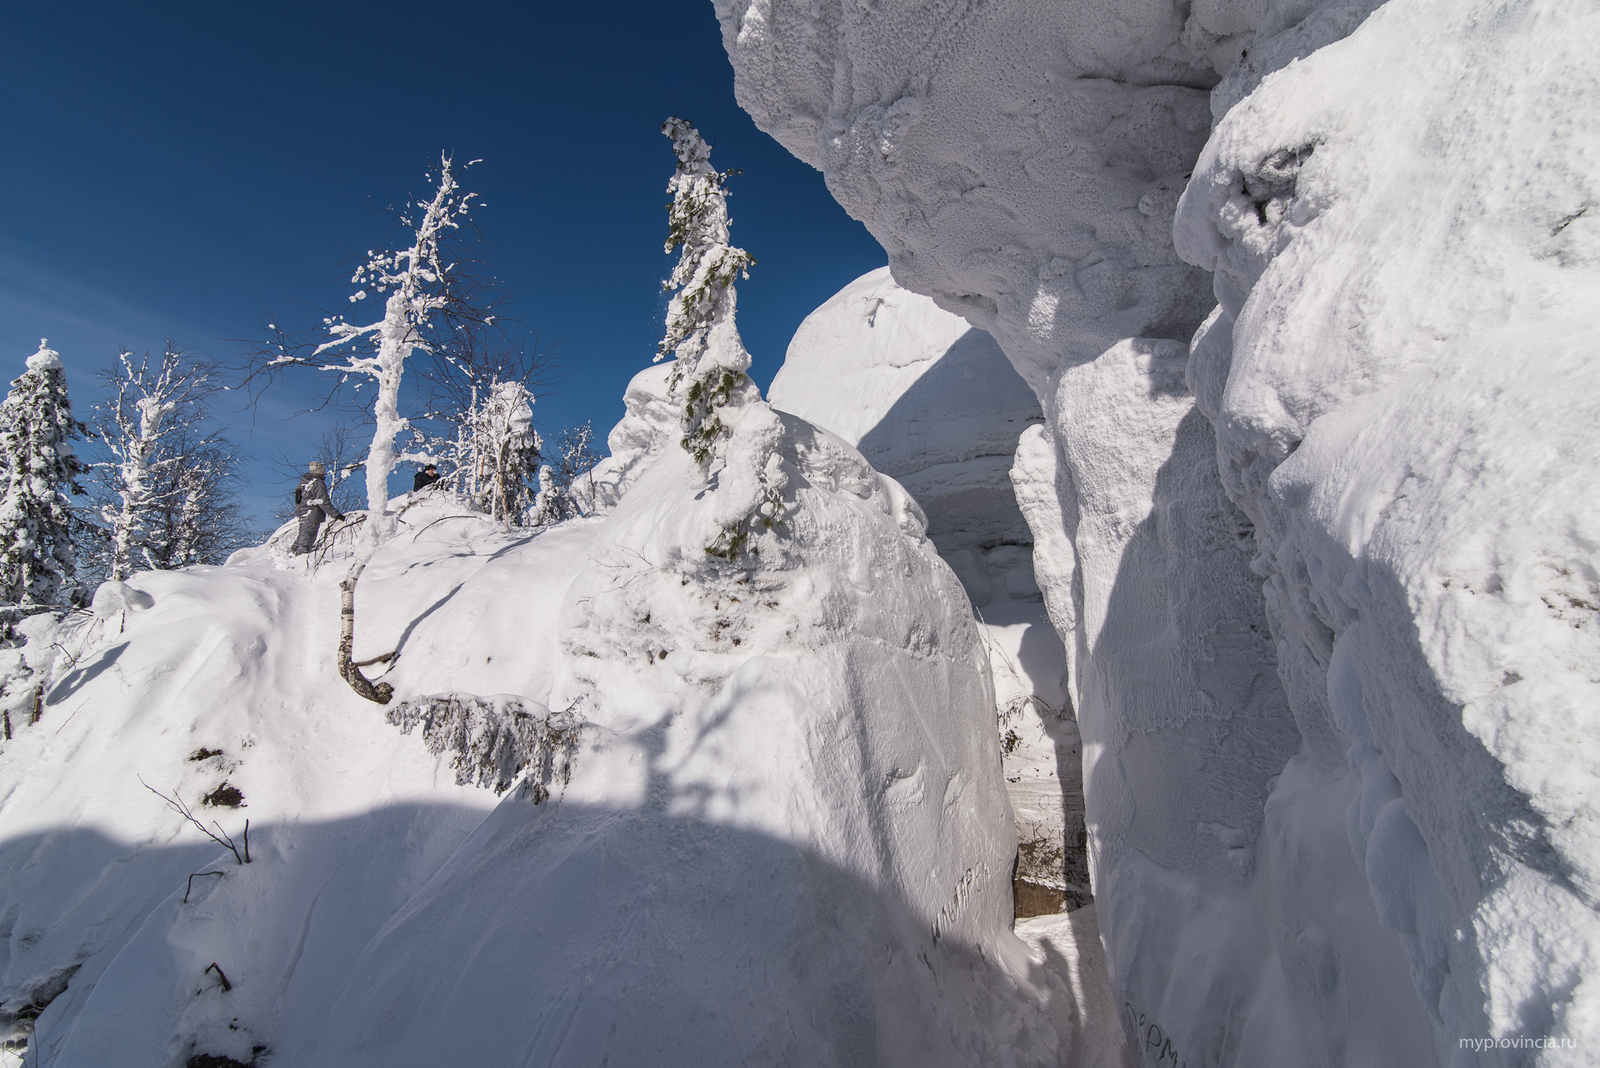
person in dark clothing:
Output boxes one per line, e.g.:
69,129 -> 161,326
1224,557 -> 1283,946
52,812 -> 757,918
291,461 -> 344,554
413,464 -> 440,492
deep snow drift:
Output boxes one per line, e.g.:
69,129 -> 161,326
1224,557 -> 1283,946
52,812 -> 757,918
0,378 -> 1127,1065
720,0 -> 1600,1064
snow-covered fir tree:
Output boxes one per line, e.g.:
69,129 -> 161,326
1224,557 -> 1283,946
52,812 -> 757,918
456,378 -> 542,524
657,119 -> 786,558
0,341 -> 88,608
657,118 -> 758,466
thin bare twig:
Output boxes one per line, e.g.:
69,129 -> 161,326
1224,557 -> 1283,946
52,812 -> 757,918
139,777 -> 250,864
185,871 -> 225,903
205,962 -> 233,992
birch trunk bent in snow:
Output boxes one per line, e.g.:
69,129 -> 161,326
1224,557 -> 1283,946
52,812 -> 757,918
276,155 -> 478,703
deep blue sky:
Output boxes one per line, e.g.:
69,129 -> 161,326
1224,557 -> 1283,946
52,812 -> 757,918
1,2 -> 886,525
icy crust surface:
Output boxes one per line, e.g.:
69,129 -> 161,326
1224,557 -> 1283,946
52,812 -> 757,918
1174,0 -> 1600,1057
770,266 -> 1044,603
717,0 -> 1237,394
0,416 -> 1099,1066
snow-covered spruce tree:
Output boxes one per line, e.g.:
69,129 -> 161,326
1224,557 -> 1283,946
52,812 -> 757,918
656,118 -> 786,559
0,340 -> 89,610
94,344 -> 226,581
456,377 -> 541,524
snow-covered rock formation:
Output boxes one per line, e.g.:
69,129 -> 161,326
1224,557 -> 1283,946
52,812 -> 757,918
719,0 -> 1599,1064
770,266 -> 1043,605
771,266 -> 1088,912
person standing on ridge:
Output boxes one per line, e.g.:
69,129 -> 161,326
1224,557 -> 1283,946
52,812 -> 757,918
413,463 -> 440,492
291,460 -> 343,554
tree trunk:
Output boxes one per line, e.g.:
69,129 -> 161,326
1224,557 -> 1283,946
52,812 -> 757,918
338,555 -> 393,705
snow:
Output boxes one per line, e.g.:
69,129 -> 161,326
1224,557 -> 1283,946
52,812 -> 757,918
721,0 -> 1600,1063
23,341 -> 60,374
0,397 -> 1099,1063
770,266 -> 1044,604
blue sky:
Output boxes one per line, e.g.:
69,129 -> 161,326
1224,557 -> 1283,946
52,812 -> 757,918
1,2 -> 886,526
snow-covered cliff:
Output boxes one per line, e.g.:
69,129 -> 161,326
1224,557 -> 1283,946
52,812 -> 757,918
719,0 -> 1599,1064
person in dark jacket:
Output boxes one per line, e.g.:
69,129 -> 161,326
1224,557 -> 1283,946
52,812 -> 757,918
413,464 -> 440,492
291,461 -> 344,554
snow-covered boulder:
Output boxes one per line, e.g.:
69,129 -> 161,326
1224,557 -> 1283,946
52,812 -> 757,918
771,267 -> 1089,915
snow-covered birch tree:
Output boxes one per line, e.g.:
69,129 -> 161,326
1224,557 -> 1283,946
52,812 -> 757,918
0,341 -> 89,609
247,154 -> 493,703
305,154 -> 479,546
656,119 -> 786,559
95,345 -> 221,581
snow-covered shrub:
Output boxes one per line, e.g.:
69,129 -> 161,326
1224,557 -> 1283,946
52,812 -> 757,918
386,694 -> 580,797
0,341 -> 88,609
